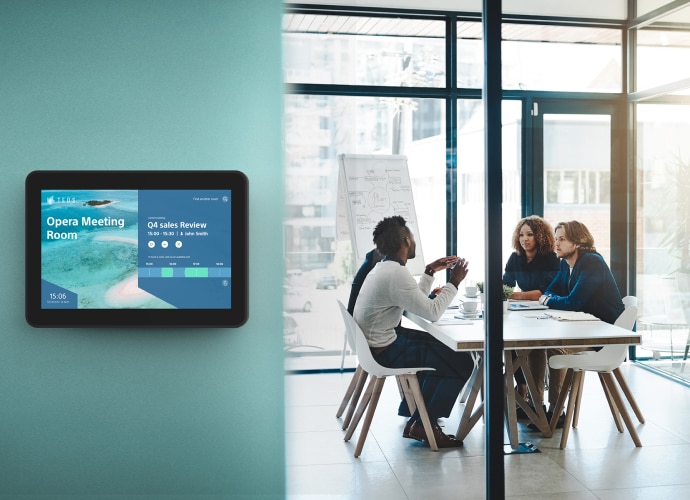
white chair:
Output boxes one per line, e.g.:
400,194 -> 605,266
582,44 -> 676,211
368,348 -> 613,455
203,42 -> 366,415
336,301 -> 438,457
336,304 -> 435,432
554,297 -> 644,427
335,306 -> 368,431
548,297 -> 644,448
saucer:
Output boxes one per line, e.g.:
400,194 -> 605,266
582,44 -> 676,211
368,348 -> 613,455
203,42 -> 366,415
456,312 -> 481,319
464,294 -> 479,299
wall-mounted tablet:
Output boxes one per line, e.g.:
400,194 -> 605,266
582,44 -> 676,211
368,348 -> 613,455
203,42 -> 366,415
26,170 -> 248,328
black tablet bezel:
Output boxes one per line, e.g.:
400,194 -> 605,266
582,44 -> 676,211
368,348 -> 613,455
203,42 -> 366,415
25,170 -> 248,328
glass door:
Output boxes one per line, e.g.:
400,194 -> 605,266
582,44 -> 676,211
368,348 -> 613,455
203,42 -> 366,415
530,100 -> 618,266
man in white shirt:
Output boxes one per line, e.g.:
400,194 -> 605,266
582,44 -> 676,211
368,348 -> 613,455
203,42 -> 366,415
353,216 -> 474,448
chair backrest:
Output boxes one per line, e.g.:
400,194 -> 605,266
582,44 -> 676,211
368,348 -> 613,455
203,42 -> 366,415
622,295 -> 637,308
615,298 -> 638,331
595,301 -> 638,369
337,300 -> 387,377
339,303 -> 358,355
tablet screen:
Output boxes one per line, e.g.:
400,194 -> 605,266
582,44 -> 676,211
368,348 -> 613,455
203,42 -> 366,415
26,170 -> 248,327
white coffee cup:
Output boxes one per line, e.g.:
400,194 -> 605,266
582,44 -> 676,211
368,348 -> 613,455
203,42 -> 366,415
461,301 -> 478,313
465,285 -> 478,297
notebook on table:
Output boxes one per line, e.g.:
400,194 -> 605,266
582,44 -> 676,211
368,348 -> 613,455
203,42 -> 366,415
506,300 -> 549,311
544,311 -> 600,321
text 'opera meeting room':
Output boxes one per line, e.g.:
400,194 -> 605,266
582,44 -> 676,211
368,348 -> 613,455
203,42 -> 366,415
283,1 -> 690,498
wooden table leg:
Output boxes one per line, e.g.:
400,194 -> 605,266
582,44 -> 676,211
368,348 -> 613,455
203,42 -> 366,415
455,350 -> 552,446
514,349 -> 552,437
455,354 -> 484,441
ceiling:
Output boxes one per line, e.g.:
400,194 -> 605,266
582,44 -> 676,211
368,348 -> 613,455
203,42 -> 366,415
283,14 -> 622,44
284,13 -> 690,47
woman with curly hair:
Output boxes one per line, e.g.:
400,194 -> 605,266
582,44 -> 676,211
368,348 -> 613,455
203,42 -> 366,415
502,215 -> 560,404
502,215 -> 560,301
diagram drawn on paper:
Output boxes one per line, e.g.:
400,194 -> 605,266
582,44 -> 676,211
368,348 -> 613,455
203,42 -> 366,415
337,154 -> 424,275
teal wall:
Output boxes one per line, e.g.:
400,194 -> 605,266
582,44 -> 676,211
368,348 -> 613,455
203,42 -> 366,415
0,1 -> 285,497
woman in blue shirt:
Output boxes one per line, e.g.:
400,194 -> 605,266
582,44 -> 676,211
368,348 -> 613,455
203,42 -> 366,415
502,216 -> 560,402
503,215 -> 560,301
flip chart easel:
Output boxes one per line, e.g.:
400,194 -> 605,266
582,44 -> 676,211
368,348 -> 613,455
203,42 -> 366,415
337,154 -> 425,276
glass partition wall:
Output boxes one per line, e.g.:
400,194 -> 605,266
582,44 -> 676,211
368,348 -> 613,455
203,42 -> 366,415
632,2 -> 690,382
283,6 -> 630,372
283,14 -> 449,370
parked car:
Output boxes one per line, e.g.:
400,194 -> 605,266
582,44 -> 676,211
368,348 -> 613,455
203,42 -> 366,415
283,286 -> 312,312
283,312 -> 303,350
315,273 -> 338,290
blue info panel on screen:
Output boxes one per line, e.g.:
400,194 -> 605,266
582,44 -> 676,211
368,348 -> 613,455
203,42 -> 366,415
137,190 -> 232,309
40,189 -> 232,310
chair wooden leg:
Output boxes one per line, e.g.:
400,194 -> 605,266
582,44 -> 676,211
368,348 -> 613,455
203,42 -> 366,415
342,367 -> 369,430
337,364 -> 362,418
403,374 -> 438,451
396,375 -> 405,400
598,372 -> 624,432
559,370 -> 583,449
354,377 -> 386,457
344,375 -> 375,442
572,371 -> 586,428
613,368 -> 645,423
397,375 -> 418,417
600,372 -> 642,447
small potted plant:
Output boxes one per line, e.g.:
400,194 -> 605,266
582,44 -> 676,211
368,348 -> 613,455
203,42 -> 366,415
503,284 -> 514,312
474,282 -> 512,296
476,281 -> 484,303
475,282 -> 513,308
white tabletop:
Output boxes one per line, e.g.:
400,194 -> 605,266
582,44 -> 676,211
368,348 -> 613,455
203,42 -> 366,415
403,308 -> 641,351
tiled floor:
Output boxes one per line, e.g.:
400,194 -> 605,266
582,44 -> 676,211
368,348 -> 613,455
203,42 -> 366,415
285,362 -> 690,499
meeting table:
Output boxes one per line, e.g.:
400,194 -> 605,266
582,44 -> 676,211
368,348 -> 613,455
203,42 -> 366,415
403,303 -> 641,451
